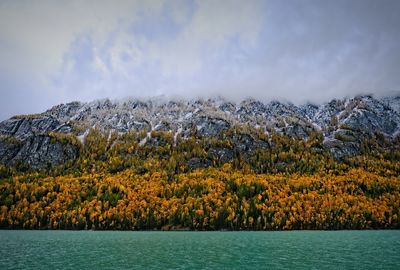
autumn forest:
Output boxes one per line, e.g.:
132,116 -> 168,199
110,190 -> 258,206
1,128 -> 399,230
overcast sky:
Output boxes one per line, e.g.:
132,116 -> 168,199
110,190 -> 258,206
1,0 -> 399,120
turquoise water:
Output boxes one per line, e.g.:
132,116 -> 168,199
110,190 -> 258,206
0,231 -> 399,269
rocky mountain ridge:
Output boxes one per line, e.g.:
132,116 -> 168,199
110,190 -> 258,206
1,94 -> 400,169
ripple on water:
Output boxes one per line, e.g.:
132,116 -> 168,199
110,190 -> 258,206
0,231 -> 399,270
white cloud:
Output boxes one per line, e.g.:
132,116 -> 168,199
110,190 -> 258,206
50,0 -> 266,100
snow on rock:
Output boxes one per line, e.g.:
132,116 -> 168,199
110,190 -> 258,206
1,94 -> 400,167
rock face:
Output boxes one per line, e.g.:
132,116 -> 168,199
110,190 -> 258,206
0,94 -> 399,169
0,116 -> 79,169
0,116 -> 60,140
0,135 -> 79,169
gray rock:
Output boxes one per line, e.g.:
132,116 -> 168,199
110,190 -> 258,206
0,135 -> 79,169
0,116 -> 60,140
1,94 -> 400,169
195,116 -> 230,137
187,157 -> 212,170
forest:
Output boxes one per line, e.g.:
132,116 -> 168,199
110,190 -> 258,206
1,128 -> 399,230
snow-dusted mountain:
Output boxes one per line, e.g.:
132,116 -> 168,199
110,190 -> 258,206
1,94 -> 400,169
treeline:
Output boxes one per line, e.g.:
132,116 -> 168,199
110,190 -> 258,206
0,128 -> 399,230
11,127 -> 397,177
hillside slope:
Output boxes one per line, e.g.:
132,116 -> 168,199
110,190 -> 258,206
0,94 -> 400,170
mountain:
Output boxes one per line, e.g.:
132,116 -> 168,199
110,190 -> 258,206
1,94 -> 400,170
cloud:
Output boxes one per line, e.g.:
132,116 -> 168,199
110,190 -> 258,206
0,0 -> 399,120
50,0 -> 265,100
0,0 -> 164,118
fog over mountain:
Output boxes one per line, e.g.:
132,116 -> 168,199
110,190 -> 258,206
1,0 -> 400,120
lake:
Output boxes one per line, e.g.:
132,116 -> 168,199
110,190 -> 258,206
0,230 -> 399,269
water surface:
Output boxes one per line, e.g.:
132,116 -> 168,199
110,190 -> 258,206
0,230 -> 399,269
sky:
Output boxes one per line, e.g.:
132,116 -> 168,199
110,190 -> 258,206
0,0 -> 400,120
